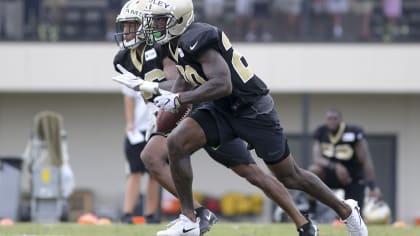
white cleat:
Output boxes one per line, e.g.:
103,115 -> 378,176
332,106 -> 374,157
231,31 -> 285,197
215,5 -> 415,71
157,214 -> 200,236
343,199 -> 368,236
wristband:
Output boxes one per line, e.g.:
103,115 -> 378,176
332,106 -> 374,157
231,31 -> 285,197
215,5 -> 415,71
139,81 -> 159,94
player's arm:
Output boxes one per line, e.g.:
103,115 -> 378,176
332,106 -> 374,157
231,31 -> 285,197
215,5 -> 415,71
161,56 -> 193,93
157,57 -> 179,91
312,127 -> 333,169
312,140 -> 331,169
178,49 -> 231,104
163,57 -> 179,81
172,75 -> 192,93
355,139 -> 379,190
123,95 -> 135,132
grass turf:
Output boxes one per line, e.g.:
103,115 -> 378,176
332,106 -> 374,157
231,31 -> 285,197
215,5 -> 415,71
0,223 -> 419,236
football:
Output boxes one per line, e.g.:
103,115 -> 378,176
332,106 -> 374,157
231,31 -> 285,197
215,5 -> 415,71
156,104 -> 192,133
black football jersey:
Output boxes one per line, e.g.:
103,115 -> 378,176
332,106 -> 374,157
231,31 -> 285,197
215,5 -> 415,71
164,22 -> 269,110
313,122 -> 365,180
113,44 -> 166,102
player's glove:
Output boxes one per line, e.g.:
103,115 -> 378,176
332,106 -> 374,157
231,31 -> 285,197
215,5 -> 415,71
112,64 -> 159,94
153,91 -> 181,113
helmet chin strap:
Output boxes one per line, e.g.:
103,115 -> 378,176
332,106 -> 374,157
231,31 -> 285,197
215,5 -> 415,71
124,38 -> 139,49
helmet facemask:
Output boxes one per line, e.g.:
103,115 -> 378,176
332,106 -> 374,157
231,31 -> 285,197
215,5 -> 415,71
113,0 -> 147,49
142,13 -> 178,45
114,19 -> 145,49
142,0 -> 194,45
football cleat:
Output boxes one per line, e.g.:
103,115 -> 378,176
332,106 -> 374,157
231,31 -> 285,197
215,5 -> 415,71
297,218 -> 318,236
343,199 -> 368,236
195,207 -> 218,235
157,214 -> 200,236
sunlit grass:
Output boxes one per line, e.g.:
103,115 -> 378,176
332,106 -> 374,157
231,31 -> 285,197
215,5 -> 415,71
0,223 -> 419,236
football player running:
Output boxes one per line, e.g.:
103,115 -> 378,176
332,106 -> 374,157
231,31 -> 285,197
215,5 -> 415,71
113,1 -> 318,236
139,0 -> 368,236
112,0 -> 217,232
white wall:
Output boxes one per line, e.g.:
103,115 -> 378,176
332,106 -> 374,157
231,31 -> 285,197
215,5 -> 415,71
1,43 -> 420,93
1,43 -> 419,223
0,94 -> 126,206
1,93 -> 419,223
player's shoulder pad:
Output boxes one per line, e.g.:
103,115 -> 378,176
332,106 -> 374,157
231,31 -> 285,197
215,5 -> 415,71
346,123 -> 364,134
179,22 -> 220,55
113,48 -> 130,73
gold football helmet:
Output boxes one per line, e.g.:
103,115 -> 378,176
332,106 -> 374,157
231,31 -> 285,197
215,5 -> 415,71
142,0 -> 194,45
114,0 -> 147,49
363,198 -> 391,224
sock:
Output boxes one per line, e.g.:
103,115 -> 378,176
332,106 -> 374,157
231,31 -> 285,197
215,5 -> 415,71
195,207 -> 206,216
297,222 -> 312,232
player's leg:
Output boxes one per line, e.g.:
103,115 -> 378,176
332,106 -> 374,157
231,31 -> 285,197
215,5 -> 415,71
157,118 -> 205,236
127,137 -> 162,223
204,139 -> 308,228
142,133 -> 217,234
308,163 -> 327,181
307,163 -> 340,215
159,104 -> 229,236
232,99 -> 367,235
144,172 -> 161,223
232,100 -> 350,217
268,154 -> 367,235
122,173 -> 142,223
141,134 -> 203,209
234,164 -> 310,226
166,117 -> 206,221
122,138 -> 144,223
269,155 -> 351,218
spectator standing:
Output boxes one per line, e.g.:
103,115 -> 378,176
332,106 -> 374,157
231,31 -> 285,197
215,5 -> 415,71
350,0 -> 374,41
383,0 -> 402,41
120,86 -> 161,224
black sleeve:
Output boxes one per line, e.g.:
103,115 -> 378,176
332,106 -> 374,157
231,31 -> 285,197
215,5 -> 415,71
354,125 -> 365,141
313,126 -> 324,141
113,49 -> 127,73
181,25 -> 220,57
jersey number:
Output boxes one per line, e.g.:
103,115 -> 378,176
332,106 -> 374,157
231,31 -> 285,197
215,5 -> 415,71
176,65 -> 206,87
232,51 -> 253,83
222,32 -> 254,83
176,32 -> 254,86
321,143 -> 354,161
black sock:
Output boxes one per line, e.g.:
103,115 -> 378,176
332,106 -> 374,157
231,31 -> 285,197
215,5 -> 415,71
297,221 -> 312,231
195,207 -> 206,216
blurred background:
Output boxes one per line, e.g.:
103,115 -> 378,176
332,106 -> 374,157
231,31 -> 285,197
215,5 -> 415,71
0,0 -> 418,42
0,0 -> 419,227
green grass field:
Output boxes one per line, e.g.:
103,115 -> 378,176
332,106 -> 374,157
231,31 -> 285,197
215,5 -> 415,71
0,223 -> 419,236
